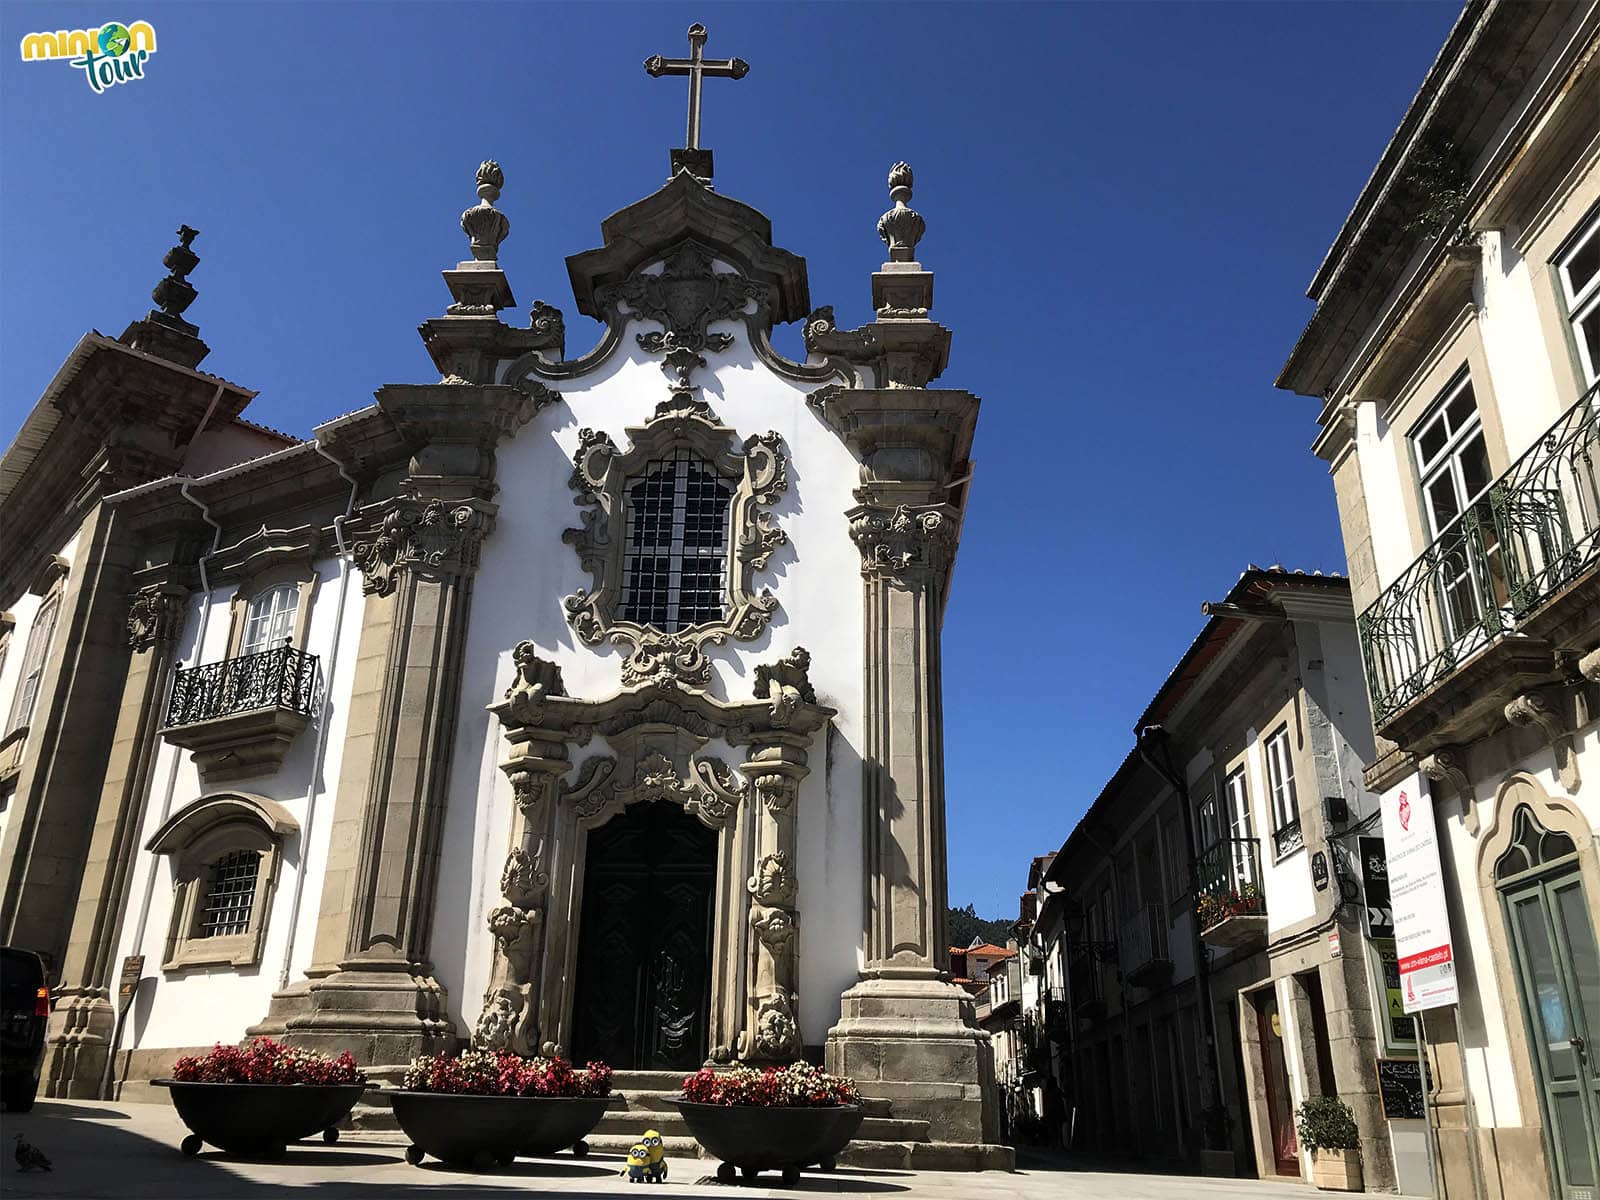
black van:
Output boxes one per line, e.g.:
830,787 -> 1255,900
1,947 -> 48,1111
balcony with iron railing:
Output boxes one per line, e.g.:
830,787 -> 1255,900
162,645 -> 320,784
1359,388 -> 1600,730
1192,837 -> 1266,949
1121,902 -> 1173,988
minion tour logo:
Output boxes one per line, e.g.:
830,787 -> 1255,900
19,21 -> 157,93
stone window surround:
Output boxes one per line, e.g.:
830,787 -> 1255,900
146,791 -> 298,972
1510,167 -> 1600,413
1552,202 -> 1600,387
209,525 -> 325,661
562,403 -> 787,689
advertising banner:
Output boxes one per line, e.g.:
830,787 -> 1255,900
1378,774 -> 1458,1012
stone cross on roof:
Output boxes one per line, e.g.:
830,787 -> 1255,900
645,22 -> 747,180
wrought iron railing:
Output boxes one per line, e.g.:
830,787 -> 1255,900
1192,837 -> 1265,933
1273,818 -> 1304,859
1360,386 -> 1600,724
166,645 -> 320,727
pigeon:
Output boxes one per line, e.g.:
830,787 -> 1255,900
14,1133 -> 51,1172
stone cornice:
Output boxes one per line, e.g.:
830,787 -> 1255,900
807,386 -> 978,487
207,524 -> 323,587
376,382 -> 558,490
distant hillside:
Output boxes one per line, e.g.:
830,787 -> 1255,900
948,903 -> 1012,949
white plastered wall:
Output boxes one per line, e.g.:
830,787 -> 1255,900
432,281 -> 868,1048
114,556 -> 366,1049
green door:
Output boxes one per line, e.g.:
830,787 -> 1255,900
1497,807 -> 1600,1200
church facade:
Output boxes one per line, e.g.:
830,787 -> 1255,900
1,56 -> 1003,1162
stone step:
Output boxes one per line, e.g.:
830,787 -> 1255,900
836,1139 -> 1015,1172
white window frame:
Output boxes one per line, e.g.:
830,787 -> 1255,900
5,593 -> 60,736
1556,206 -> 1600,387
1265,726 -> 1298,833
1224,767 -> 1258,888
1413,372 -> 1491,540
238,583 -> 297,657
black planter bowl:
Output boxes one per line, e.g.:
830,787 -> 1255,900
153,1079 -> 367,1158
667,1099 -> 864,1185
388,1091 -> 609,1169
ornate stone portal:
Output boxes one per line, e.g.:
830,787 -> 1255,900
481,644 -> 832,1065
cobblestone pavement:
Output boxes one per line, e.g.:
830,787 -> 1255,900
4,1100 -> 1366,1198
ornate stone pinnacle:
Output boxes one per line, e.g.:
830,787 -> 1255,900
151,224 -> 200,321
877,162 -> 925,263
461,159 -> 510,262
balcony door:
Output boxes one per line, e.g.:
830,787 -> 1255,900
1413,375 -> 1503,650
1225,768 -> 1257,888
1497,808 -> 1600,1200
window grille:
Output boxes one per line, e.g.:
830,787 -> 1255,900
197,850 -> 260,938
620,451 -> 732,632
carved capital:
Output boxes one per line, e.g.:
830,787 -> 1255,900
350,493 -> 495,597
849,503 -> 959,582
126,585 -> 188,651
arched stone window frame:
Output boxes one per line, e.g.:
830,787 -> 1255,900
1472,771 -> 1600,1140
210,525 -> 323,659
146,791 -> 298,971
563,404 -> 787,689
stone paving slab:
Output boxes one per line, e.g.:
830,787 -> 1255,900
3,1100 -> 1371,1198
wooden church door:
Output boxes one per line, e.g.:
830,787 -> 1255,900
570,800 -> 718,1071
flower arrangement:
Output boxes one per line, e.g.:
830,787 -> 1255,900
400,1050 -> 612,1098
681,1063 -> 858,1108
172,1037 -> 365,1086
1195,882 -> 1264,929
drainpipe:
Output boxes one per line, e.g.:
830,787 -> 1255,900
109,475 -> 223,1098
272,441 -> 360,989
1136,723 -> 1227,1155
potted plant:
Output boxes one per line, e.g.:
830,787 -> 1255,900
1297,1095 -> 1363,1191
669,1063 -> 864,1186
155,1037 -> 367,1158
389,1050 -> 612,1169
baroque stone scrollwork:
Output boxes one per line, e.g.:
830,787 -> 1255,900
126,585 -> 187,651
350,492 -> 495,598
849,504 -> 959,582
597,240 -> 765,393
1505,689 -> 1581,793
562,406 -> 788,690
566,749 -> 747,831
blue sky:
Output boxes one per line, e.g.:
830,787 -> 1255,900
1,1 -> 1460,919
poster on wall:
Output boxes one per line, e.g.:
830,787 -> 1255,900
1379,773 -> 1459,1012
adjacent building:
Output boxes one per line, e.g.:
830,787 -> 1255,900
1016,569 -> 1431,1192
1278,3 -> 1600,1197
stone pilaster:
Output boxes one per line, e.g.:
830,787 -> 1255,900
42,580 -> 189,1098
476,646 -> 569,1055
264,491 -> 495,1063
812,372 -> 995,1142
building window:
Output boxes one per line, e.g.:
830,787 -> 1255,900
1225,767 -> 1259,887
1413,373 -> 1492,539
195,850 -> 261,938
238,583 -> 297,657
5,593 -> 60,736
619,450 -> 732,632
147,792 -> 296,971
1265,726 -> 1303,858
1557,207 -> 1600,386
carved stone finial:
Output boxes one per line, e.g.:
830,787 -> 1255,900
461,160 -> 510,263
877,162 -> 925,263
151,225 -> 201,322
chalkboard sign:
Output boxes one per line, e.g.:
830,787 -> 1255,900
1374,1057 -> 1425,1120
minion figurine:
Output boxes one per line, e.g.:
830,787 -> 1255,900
624,1141 -> 651,1184
642,1129 -> 668,1182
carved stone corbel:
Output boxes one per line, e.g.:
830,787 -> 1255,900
1419,746 -> 1476,835
1505,689 -> 1580,794
1578,646 -> 1600,684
